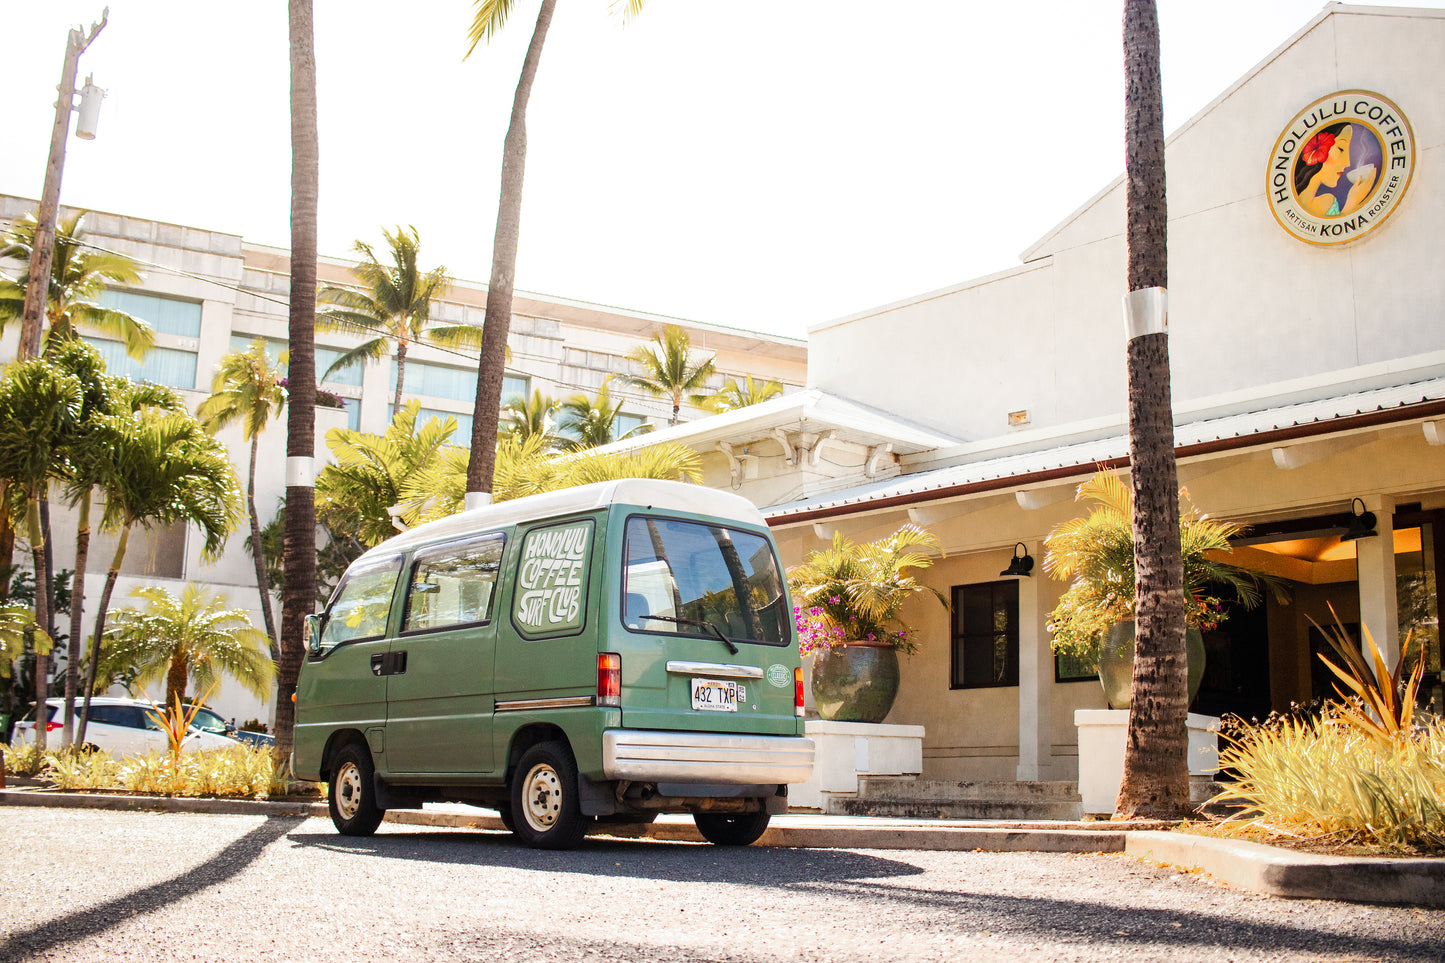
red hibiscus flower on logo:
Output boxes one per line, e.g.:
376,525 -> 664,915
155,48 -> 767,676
1301,131 -> 1335,167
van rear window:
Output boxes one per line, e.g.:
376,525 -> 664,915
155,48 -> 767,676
622,516 -> 789,646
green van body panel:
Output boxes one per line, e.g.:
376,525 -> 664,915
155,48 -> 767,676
293,479 -> 814,817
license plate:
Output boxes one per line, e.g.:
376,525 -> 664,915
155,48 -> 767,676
691,678 -> 743,712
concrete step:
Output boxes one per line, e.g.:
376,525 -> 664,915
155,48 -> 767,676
834,796 -> 1085,821
837,777 -> 1085,821
856,776 -> 1081,803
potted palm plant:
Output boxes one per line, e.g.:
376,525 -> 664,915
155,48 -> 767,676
788,524 -> 947,723
1044,470 -> 1282,708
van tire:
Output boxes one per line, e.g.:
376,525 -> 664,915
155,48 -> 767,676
497,804 -> 517,833
511,741 -> 586,850
694,811 -> 770,846
328,743 -> 384,836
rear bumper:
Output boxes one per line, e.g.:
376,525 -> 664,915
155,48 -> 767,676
602,729 -> 815,784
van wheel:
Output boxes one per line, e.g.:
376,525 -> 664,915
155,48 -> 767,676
511,741 -> 586,850
694,811 -> 770,846
329,743 -> 384,836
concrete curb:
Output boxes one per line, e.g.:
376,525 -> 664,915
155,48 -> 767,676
3,789 -> 1440,906
1126,830 -> 1445,908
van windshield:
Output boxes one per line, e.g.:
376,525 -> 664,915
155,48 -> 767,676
622,516 -> 789,646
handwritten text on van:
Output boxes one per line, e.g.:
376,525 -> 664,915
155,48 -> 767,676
515,523 -> 590,630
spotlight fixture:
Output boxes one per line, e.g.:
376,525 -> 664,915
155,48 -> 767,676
1000,542 -> 1034,577
1340,497 -> 1378,542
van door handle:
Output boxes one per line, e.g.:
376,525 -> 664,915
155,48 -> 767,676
371,651 -> 408,676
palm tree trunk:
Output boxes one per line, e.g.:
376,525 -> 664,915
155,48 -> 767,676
277,0 -> 321,779
26,498 -> 50,751
39,494 -> 56,649
466,0 -> 557,499
247,434 -> 279,657
165,651 -> 189,710
63,493 -> 92,749
76,524 -> 129,747
670,389 -> 681,427
393,339 -> 408,415
1116,0 -> 1189,819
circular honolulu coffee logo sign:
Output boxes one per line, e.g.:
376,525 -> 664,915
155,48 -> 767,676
1267,90 -> 1414,245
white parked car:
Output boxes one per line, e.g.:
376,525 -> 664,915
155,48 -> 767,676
14,697 -> 242,757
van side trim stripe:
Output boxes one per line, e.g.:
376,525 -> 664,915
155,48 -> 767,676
494,696 -> 595,712
665,661 -> 765,680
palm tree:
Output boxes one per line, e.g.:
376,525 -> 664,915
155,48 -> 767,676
317,226 -> 472,412
463,0 -> 646,503
500,389 -> 560,448
0,352 -> 84,750
57,345 -> 184,747
76,408 -> 243,745
103,584 -> 275,711
280,0 -> 321,777
196,340 -> 288,654
556,377 -> 651,451
0,210 -> 155,359
700,374 -> 784,415
1117,0 -> 1189,819
622,324 -> 718,427
315,402 -> 464,549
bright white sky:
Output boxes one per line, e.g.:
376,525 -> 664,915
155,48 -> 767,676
3,1 -> 1424,340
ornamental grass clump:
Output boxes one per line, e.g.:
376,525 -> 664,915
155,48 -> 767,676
45,748 -> 120,790
1209,706 -> 1445,854
788,524 -> 947,656
1209,609 -> 1444,854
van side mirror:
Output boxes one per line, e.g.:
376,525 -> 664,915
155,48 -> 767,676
305,614 -> 325,656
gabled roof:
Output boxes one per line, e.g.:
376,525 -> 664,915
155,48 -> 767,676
596,387 -> 963,457
1019,4 -> 1444,264
763,375 -> 1445,524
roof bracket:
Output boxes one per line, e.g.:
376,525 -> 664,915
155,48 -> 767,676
808,430 -> 837,468
865,444 -> 894,480
1425,420 -> 1445,446
772,429 -> 798,465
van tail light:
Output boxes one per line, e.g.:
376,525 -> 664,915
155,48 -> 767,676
795,667 -> 805,717
597,652 -> 621,707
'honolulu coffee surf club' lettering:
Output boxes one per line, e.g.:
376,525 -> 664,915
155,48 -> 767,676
1267,90 -> 1415,246
515,523 -> 590,630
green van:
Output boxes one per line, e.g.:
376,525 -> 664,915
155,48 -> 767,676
293,479 -> 815,849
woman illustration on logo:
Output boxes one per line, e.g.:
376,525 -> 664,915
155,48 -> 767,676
1293,122 -> 1378,218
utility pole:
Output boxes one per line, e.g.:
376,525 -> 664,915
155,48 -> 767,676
18,8 -> 109,360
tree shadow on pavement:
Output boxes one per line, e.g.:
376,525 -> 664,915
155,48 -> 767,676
788,874 -> 1444,962
288,825 -> 926,885
0,816 -> 302,960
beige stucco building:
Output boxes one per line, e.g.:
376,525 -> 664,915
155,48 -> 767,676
612,4 -> 1444,786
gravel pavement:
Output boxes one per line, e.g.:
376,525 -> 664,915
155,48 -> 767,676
2,808 -> 1442,962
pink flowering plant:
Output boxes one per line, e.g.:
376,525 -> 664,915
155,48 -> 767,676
1044,470 -> 1285,663
787,524 -> 948,656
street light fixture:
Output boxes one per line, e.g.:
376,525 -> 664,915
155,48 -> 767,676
17,8 -> 109,359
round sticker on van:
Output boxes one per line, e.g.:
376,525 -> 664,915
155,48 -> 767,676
766,664 -> 791,688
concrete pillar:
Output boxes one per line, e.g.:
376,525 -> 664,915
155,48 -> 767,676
1355,494 -> 1400,666
1016,542 -> 1056,781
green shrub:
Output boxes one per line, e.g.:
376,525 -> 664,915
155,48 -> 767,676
3,740 -> 51,776
46,748 -> 120,789
1209,705 -> 1445,854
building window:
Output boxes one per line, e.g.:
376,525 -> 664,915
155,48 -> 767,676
85,338 -> 198,391
951,581 -> 1019,688
388,403 -> 472,441
614,412 -> 648,439
99,289 -> 202,337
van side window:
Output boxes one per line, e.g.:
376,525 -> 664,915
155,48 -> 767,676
512,519 -> 593,636
319,556 -> 403,650
402,533 -> 505,634
622,516 -> 790,645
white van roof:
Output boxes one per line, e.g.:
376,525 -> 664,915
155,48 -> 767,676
355,479 -> 767,562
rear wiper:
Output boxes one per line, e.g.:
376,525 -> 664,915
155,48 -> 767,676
641,614 -> 739,655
